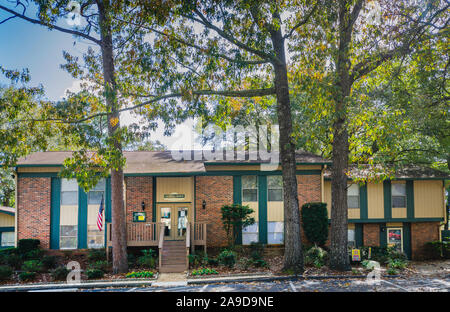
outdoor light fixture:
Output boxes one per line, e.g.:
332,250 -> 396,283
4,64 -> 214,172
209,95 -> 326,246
202,200 -> 206,210
380,225 -> 386,232
141,201 -> 145,210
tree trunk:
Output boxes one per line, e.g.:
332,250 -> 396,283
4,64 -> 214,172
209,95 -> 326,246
98,0 -> 128,273
270,23 -> 303,274
329,0 -> 359,271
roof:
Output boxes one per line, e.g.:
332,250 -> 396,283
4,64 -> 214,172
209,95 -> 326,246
16,150 -> 330,174
0,206 -> 15,216
324,164 -> 450,180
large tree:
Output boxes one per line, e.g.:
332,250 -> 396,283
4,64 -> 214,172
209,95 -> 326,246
127,0 -> 325,273
289,0 -> 449,270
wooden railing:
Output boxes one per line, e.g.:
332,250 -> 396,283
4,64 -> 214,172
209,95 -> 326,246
158,223 -> 165,270
191,222 -> 207,253
127,222 -> 159,246
186,222 -> 191,270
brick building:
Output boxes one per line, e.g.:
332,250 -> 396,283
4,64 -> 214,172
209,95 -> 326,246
13,150 -> 449,262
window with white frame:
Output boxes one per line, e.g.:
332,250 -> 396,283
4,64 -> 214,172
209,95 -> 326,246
60,179 -> 78,249
242,176 -> 258,202
347,184 -> 360,209
348,228 -> 356,248
267,176 -> 283,202
242,223 -> 259,245
392,183 -> 407,208
268,222 -> 284,244
87,179 -> 105,249
1,232 -> 15,247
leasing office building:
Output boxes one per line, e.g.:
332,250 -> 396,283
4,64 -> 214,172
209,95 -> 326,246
13,150 -> 448,261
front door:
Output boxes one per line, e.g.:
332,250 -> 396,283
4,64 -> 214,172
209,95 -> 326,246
159,204 -> 189,240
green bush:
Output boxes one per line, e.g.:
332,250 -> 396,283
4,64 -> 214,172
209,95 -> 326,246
23,249 -> 43,260
127,253 -> 137,268
207,258 -> 219,267
301,202 -> 329,246
252,259 -> 268,268
87,249 -> 106,262
50,266 -> 70,281
388,259 -> 408,270
191,268 -> 218,276
249,242 -> 265,261
188,254 -> 201,267
137,249 -> 157,269
305,245 -> 328,268
126,271 -> 154,278
237,257 -> 252,270
0,252 -> 22,270
89,260 -> 110,273
221,204 -> 255,247
0,265 -> 13,281
21,260 -> 43,273
42,255 -> 58,270
19,272 -> 36,281
17,239 -> 40,255
86,268 -> 104,279
217,249 -> 236,268
424,241 -> 449,259
387,267 -> 398,275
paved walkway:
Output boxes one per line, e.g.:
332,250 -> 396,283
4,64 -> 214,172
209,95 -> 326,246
152,272 -> 188,287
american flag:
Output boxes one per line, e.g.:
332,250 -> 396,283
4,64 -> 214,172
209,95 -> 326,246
97,195 -> 104,231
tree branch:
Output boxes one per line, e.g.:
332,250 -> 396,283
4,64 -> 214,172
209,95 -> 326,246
0,4 -> 101,45
283,2 -> 319,39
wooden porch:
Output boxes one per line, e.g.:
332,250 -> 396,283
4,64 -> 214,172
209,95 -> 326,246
106,222 -> 207,272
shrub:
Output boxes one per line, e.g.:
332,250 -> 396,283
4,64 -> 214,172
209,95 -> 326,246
237,257 -> 252,270
42,255 -> 58,270
0,252 -> 21,270
388,259 -> 408,270
50,266 -> 70,281
424,241 -> 449,259
17,239 -> 40,255
249,242 -> 265,261
252,259 -> 268,268
217,249 -> 236,268
85,268 -> 104,279
137,249 -> 157,269
0,265 -> 13,281
191,268 -> 218,276
127,253 -> 136,268
221,204 -> 255,247
305,245 -> 328,268
188,254 -> 201,267
301,202 -> 329,246
87,249 -> 106,262
387,267 -> 398,275
23,249 -> 44,260
126,271 -> 154,278
19,272 -> 36,281
89,260 -> 110,273
207,258 -> 219,267
21,260 -> 43,273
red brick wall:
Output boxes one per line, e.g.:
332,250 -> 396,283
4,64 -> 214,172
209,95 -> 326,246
17,177 -> 51,249
363,223 -> 380,246
125,176 -> 153,223
411,222 -> 440,260
195,176 -> 233,247
297,175 -> 322,209
297,174 -> 324,246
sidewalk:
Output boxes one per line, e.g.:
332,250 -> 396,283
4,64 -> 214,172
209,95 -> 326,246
0,271 -> 401,291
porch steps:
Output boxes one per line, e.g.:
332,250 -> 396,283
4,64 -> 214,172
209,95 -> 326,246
159,240 -> 187,273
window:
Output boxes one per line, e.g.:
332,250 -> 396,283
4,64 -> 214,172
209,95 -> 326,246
268,222 -> 284,244
387,228 -> 403,252
87,179 -> 105,249
347,184 -> 360,209
392,183 -> 406,208
1,232 -> 15,247
267,176 -> 283,202
60,179 -> 78,249
242,223 -> 259,245
348,229 -> 356,248
242,176 -> 258,202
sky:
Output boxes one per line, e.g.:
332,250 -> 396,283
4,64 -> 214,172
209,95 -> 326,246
0,4 -> 196,151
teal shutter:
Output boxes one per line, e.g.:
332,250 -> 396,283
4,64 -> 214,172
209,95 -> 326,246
50,178 -> 61,250
360,183 -> 368,220
233,176 -> 242,245
403,223 -> 411,259
78,187 -> 87,249
379,223 -> 387,247
406,181 -> 414,219
258,175 -> 267,244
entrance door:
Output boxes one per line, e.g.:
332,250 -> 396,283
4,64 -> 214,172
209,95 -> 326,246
158,204 -> 189,240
